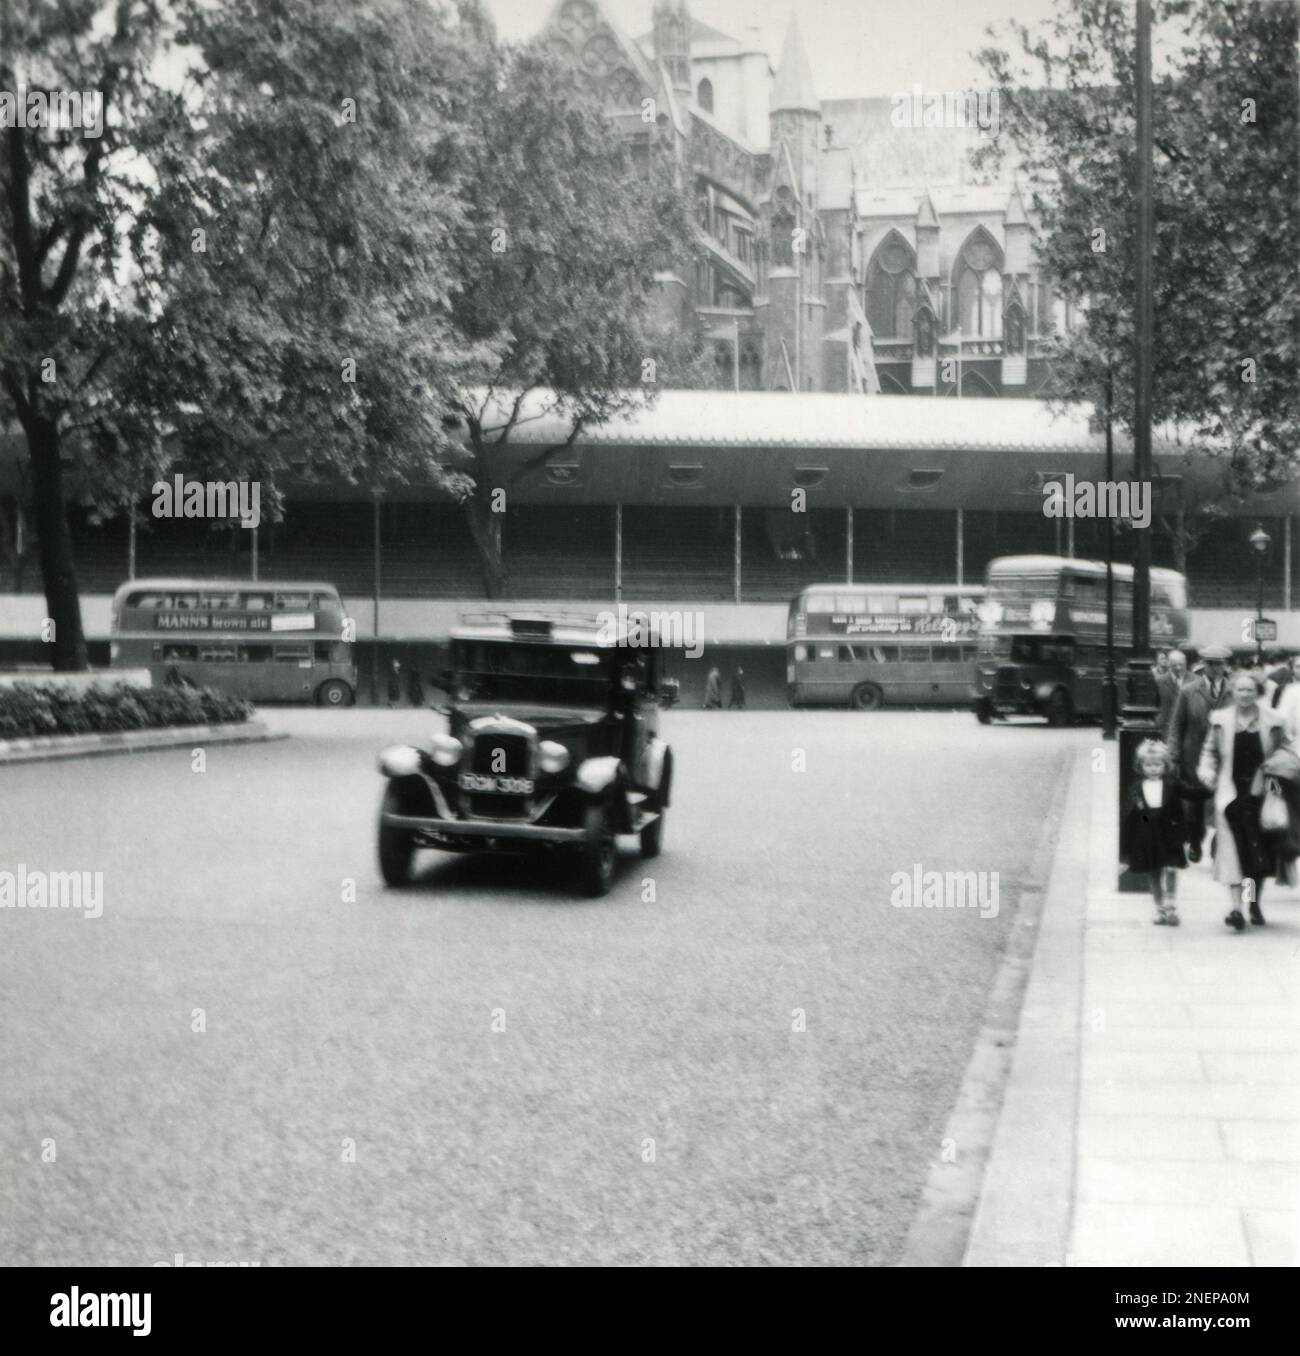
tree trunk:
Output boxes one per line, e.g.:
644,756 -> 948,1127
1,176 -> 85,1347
28,414 -> 89,671
463,483 -> 508,599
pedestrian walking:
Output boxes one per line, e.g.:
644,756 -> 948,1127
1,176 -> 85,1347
1259,741 -> 1300,887
1197,670 -> 1288,930
386,658 -> 403,709
408,665 -> 425,708
1265,650 -> 1293,704
1120,739 -> 1187,925
1248,657 -> 1278,707
1275,656 -> 1300,735
727,667 -> 746,710
1155,650 -> 1182,739
703,665 -> 722,710
1170,644 -> 1233,861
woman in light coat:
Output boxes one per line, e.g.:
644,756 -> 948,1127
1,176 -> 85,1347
1198,671 -> 1288,930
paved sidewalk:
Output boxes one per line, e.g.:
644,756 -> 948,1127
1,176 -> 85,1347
965,741 -> 1300,1267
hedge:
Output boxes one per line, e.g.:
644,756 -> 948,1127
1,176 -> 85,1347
0,682 -> 254,740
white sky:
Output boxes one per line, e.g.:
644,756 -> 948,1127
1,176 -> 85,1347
485,0 -> 1061,99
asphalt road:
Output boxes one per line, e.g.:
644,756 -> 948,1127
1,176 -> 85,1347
1,710 -> 1073,1266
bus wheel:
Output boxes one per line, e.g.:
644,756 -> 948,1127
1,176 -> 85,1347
1046,690 -> 1072,727
974,700 -> 993,725
850,683 -> 884,711
317,679 -> 354,708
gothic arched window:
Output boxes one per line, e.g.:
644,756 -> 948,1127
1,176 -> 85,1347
772,212 -> 795,268
697,78 -> 713,113
771,187 -> 796,268
695,192 -> 711,235
605,69 -> 641,109
955,232 -> 1004,339
865,235 -> 916,340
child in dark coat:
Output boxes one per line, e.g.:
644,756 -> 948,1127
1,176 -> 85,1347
1121,739 -> 1188,925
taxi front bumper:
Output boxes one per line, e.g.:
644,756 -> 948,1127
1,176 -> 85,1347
381,812 -> 588,845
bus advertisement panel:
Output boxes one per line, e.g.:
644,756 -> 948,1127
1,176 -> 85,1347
972,555 -> 1189,726
787,583 -> 985,710
110,579 -> 357,706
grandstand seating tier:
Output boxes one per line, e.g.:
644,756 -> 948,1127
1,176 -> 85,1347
0,502 -> 1293,614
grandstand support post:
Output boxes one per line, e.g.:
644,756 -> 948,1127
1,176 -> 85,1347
846,506 -> 853,584
614,503 -> 623,603
733,506 -> 742,604
1285,516 -> 1291,612
1067,516 -> 1075,560
251,523 -> 259,582
955,507 -> 964,586
127,510 -> 135,581
371,491 -> 382,707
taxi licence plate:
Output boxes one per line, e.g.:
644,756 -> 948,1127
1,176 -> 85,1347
458,772 -> 534,795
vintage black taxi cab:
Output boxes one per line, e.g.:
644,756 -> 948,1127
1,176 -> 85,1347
376,613 -> 674,896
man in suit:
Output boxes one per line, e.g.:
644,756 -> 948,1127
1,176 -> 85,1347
1155,648 -> 1184,739
1169,644 -> 1233,861
1268,651 -> 1299,708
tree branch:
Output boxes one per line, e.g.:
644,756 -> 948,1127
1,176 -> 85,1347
5,125 -> 40,314
508,416 -> 585,487
47,132 -> 107,306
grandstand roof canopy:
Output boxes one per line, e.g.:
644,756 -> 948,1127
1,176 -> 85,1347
475,389 -> 1204,457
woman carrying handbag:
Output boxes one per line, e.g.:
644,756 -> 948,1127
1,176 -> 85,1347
1197,671 -> 1289,930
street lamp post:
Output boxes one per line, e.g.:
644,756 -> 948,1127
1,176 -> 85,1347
1118,0 -> 1159,890
1251,523 -> 1271,663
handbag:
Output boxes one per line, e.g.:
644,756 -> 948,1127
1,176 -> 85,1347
1261,776 -> 1289,833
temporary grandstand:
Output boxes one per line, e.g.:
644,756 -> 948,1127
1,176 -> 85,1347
2,391 -> 1297,698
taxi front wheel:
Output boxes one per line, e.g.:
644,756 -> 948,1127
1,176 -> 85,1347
378,785 -> 416,886
577,803 -> 616,897
640,809 -> 665,859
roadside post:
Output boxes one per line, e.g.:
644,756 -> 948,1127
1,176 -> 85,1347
1117,658 -> 1160,891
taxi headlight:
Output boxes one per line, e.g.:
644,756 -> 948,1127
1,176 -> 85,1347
378,745 -> 422,776
430,734 -> 462,767
538,741 -> 570,774
1034,682 -> 1054,700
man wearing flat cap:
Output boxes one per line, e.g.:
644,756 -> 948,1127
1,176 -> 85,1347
1170,644 -> 1233,861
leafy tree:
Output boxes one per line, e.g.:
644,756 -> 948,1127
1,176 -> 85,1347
166,0 -> 701,598
3,0 -> 703,648
0,0 -> 176,669
144,0 -> 483,535
437,37 -> 706,596
975,0 -> 1299,567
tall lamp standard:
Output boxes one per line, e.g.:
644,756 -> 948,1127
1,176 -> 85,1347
1251,523 -> 1271,663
